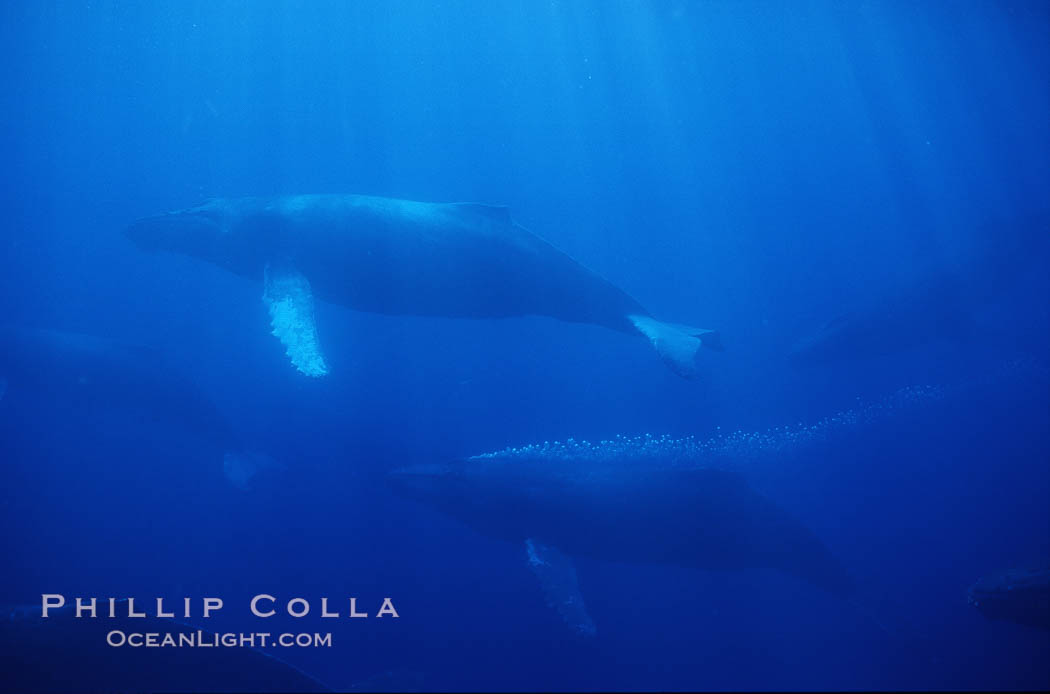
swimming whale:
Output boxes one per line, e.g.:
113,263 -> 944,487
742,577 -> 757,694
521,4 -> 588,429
388,437 -> 854,635
790,214 -> 1049,365
969,564 -> 1050,631
124,195 -> 721,378
0,326 -> 273,489
788,271 -> 977,364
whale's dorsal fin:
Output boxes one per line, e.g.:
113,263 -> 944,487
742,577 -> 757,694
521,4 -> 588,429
262,265 -> 329,378
451,203 -> 512,226
525,538 -> 596,637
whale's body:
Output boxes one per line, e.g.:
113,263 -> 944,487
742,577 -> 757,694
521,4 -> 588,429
126,195 -> 720,377
389,439 -> 853,635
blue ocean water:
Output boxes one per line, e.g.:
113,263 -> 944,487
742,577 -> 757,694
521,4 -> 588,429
0,1 -> 1047,691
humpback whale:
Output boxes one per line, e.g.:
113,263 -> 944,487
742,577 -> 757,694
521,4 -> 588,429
969,564 -> 1050,631
788,270 -> 983,364
125,195 -> 721,378
388,437 -> 853,635
790,214 -> 1049,364
0,326 -> 273,489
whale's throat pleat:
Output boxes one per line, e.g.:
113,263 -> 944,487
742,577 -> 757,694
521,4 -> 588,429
262,265 -> 329,377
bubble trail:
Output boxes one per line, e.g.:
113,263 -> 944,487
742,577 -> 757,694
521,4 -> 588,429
470,357 -> 1048,469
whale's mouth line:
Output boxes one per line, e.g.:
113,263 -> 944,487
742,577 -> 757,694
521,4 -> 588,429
124,211 -> 222,250
386,463 -> 465,497
388,463 -> 451,479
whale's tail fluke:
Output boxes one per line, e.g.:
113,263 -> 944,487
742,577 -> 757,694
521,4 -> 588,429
628,315 -> 721,378
223,451 -> 282,490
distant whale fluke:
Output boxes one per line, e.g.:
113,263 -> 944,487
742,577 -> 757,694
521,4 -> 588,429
223,450 -> 282,491
125,195 -> 721,378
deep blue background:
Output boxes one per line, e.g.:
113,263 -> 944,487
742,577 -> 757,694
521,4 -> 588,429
1,1 -> 1047,690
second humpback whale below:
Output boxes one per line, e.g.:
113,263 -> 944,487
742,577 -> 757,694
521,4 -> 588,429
125,194 -> 721,378
389,437 -> 854,635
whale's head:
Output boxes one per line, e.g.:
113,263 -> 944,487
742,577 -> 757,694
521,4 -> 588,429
387,462 -> 467,504
124,200 -> 232,255
124,198 -> 277,277
387,459 -> 517,521
387,459 -> 540,546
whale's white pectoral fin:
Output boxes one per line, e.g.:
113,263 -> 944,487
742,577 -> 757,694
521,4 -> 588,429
262,265 -> 329,378
525,538 -> 596,637
629,314 -> 714,378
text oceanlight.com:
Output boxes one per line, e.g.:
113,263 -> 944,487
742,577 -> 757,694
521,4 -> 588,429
106,630 -> 332,648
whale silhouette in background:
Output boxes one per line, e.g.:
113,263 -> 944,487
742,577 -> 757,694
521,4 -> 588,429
388,438 -> 853,635
125,195 -> 722,378
788,271 -> 979,364
0,326 -> 274,490
969,564 -> 1050,631
790,214 -> 1049,365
